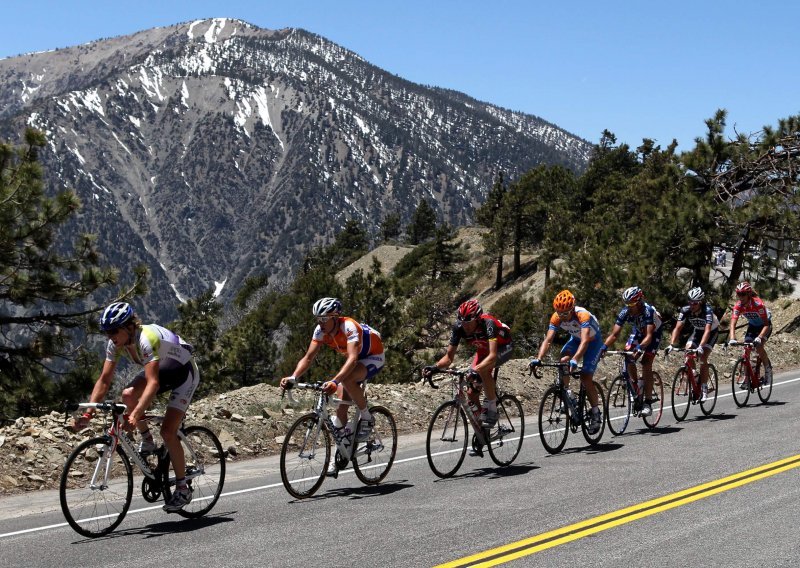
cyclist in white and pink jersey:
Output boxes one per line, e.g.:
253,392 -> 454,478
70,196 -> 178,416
727,281 -> 773,382
73,302 -> 199,512
280,297 -> 384,476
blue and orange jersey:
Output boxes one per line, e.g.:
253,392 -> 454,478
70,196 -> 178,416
732,297 -> 771,327
548,306 -> 602,340
312,317 -> 384,358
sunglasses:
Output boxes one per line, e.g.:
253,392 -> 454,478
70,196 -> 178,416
104,328 -> 123,338
316,316 -> 337,323
556,310 -> 572,319
458,316 -> 478,323
625,301 -> 640,308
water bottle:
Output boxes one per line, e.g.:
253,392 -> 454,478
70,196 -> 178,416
637,379 -> 644,396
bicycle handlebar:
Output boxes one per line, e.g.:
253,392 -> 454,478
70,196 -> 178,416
281,380 -> 326,404
604,350 -> 637,356
529,361 -> 581,380
65,401 -> 127,414
421,367 -> 471,389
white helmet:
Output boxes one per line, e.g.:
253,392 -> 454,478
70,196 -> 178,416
687,287 -> 705,302
312,297 -> 342,317
622,286 -> 643,304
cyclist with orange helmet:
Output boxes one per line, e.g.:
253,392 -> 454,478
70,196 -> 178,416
422,299 -> 513,427
727,281 -> 773,384
602,286 -> 664,417
529,289 -> 604,434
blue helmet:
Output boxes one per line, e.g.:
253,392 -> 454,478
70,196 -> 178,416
99,302 -> 134,331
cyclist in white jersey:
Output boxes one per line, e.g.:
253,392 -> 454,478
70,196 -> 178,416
72,302 -> 200,512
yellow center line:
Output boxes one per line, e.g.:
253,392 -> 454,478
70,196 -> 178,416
436,454 -> 800,568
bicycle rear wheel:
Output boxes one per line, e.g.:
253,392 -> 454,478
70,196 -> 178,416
757,360 -> 772,403
280,413 -> 330,499
671,368 -> 691,422
486,394 -> 524,467
173,426 -> 226,518
606,375 -> 631,436
538,386 -> 569,454
59,436 -> 133,538
731,360 -> 751,407
581,380 -> 605,446
643,372 -> 664,428
426,401 -> 468,478
353,406 -> 397,485
700,365 -> 719,415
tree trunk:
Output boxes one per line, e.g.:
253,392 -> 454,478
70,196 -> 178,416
495,254 -> 504,290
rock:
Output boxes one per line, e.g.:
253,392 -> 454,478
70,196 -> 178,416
230,413 -> 245,423
261,408 -> 272,419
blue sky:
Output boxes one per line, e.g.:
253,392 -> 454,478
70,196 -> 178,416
2,1 -> 798,150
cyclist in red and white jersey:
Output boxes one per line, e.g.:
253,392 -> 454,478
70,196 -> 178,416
422,299 -> 513,427
279,298 -> 384,475
727,281 -> 772,383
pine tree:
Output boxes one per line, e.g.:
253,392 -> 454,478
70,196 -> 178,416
475,172 -> 508,289
380,212 -> 402,243
407,199 -> 437,245
0,129 -> 144,418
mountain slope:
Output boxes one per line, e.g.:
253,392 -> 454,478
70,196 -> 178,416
0,18 -> 593,319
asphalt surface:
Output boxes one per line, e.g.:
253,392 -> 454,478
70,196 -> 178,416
2,369 -> 800,567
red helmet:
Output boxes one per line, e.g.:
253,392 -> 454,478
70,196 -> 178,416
735,281 -> 753,295
457,299 -> 483,322
553,290 -> 575,313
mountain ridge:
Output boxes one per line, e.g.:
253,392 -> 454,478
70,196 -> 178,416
0,18 -> 593,320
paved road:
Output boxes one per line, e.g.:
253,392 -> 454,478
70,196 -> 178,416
2,369 -> 800,567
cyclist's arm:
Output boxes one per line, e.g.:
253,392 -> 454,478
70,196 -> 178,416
604,323 -> 623,348
282,339 -> 323,386
669,320 -> 684,345
728,314 -> 739,341
130,360 -> 160,423
331,340 -> 359,384
536,328 -> 557,360
86,359 -> 117,409
699,322 -> 712,347
434,344 -> 457,370
639,323 -> 655,350
573,326 -> 592,361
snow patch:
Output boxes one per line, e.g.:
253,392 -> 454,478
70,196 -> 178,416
213,278 -> 227,297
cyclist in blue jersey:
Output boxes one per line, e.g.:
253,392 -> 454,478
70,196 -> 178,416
72,302 -> 200,512
666,287 -> 720,402
602,287 -> 664,417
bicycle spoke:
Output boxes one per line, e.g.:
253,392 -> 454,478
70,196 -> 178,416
426,401 -> 468,478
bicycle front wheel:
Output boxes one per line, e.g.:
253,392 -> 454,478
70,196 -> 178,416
280,413 -> 330,499
700,365 -> 719,415
644,372 -> 664,428
539,386 -> 569,454
671,368 -> 691,422
59,436 -> 133,538
757,361 -> 773,403
173,426 -> 226,518
426,401 -> 468,478
606,375 -> 631,436
581,380 -> 605,446
487,394 -> 524,467
731,360 -> 751,407
353,406 -> 397,485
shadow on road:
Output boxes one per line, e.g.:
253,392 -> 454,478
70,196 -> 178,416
74,511 -> 236,543
432,461 -> 540,482
296,480 -> 415,503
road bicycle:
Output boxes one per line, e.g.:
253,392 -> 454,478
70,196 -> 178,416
727,340 -> 772,406
422,367 -> 524,478
667,347 -> 719,421
603,350 -> 664,434
60,401 -> 226,538
280,381 -> 397,498
532,361 -> 605,454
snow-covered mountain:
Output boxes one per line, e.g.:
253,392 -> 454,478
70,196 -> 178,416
0,18 -> 592,319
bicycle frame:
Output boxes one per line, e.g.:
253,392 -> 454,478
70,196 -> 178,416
285,383 -> 365,463
733,342 -> 759,389
72,402 -> 201,489
540,363 -> 586,428
426,369 -> 492,445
